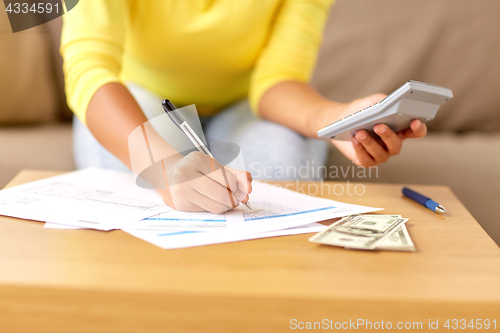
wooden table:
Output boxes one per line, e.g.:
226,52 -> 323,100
1,170 -> 499,332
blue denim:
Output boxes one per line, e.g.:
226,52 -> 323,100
73,84 -> 328,181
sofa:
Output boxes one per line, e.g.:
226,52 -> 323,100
1,0 -> 499,245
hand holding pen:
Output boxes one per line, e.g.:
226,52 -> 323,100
162,99 -> 252,211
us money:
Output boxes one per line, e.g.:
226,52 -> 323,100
309,214 -> 409,250
362,215 -> 415,251
376,224 -> 416,252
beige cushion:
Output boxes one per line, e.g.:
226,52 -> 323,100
312,0 -> 500,132
0,124 -> 75,188
0,9 -> 65,124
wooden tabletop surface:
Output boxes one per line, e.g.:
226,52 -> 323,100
0,170 -> 499,333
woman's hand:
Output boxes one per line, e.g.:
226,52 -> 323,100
250,81 -> 427,168
158,152 -> 252,214
329,94 -> 428,167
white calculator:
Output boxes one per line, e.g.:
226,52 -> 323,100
318,81 -> 453,140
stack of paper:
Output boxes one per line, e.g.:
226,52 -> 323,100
0,168 -> 383,250
0,168 -> 169,230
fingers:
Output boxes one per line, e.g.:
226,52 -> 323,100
226,167 -> 253,202
193,171 -> 240,209
242,171 -> 253,202
339,93 -> 387,126
351,94 -> 387,111
172,187 -> 231,214
354,130 -> 390,165
351,136 -> 375,167
398,119 -> 427,140
202,159 -> 247,202
342,93 -> 427,168
366,93 -> 388,105
168,152 -> 252,212
374,124 -> 402,155
246,171 -> 253,190
352,121 -> 427,167
175,152 -> 241,200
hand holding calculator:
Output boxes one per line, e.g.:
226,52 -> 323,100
318,81 -> 453,141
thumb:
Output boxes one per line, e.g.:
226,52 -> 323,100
227,167 -> 253,201
353,93 -> 387,110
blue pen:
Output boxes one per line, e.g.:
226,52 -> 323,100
402,187 -> 446,214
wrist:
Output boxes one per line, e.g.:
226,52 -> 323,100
308,100 -> 346,136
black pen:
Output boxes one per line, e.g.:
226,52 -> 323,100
162,99 -> 251,210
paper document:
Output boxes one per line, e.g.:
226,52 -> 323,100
44,223 -> 82,229
123,223 -> 327,250
2,167 -> 381,252
0,168 -> 170,230
44,221 -> 327,249
124,181 -> 382,234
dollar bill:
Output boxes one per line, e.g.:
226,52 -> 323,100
361,215 -> 415,251
376,224 -> 416,252
362,215 -> 402,219
308,214 -> 409,250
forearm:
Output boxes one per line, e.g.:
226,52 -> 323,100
258,81 -> 342,138
84,83 -> 251,211
86,82 -> 179,170
257,81 -> 427,169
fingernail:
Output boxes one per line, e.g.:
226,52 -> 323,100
357,131 -> 367,141
376,125 -> 386,134
414,120 -> 421,130
352,137 -> 360,145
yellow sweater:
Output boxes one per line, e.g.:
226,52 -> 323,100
61,0 -> 333,124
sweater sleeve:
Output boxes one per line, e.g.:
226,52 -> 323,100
249,0 -> 333,114
60,0 -> 128,125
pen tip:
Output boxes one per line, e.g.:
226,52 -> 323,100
436,205 -> 446,214
162,99 -> 177,112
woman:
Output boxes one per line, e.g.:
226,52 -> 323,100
61,0 -> 426,213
